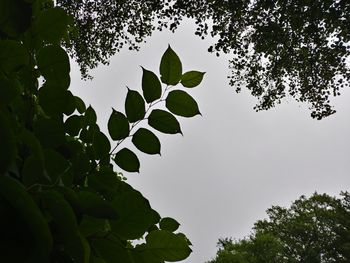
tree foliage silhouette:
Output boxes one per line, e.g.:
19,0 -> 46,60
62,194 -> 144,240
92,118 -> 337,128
0,1 -> 204,262
207,192 -> 350,263
58,0 -> 350,119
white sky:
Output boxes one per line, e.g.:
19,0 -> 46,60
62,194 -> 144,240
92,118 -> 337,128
70,20 -> 350,263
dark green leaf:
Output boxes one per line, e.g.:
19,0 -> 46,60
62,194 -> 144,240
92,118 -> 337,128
79,215 -> 108,237
108,110 -> 129,140
181,71 -> 205,88
114,148 -> 140,173
0,76 -> 21,106
166,90 -> 201,117
0,40 -> 29,73
77,191 -> 119,220
125,89 -> 145,123
33,7 -> 69,44
19,130 -> 44,162
39,84 -> 75,116
144,230 -> 192,261
75,96 -> 86,114
159,45 -> 182,85
22,154 -> 45,187
92,131 -> 111,160
159,217 -> 180,232
142,67 -> 162,103
132,128 -> 161,155
65,115 -> 83,137
131,244 -> 163,263
148,109 -> 182,134
34,118 -> 65,148
44,149 -> 70,183
111,190 -> 160,240
84,106 -> 97,126
92,239 -> 133,263
37,45 -> 70,89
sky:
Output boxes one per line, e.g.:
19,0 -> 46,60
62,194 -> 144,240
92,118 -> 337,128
70,20 -> 350,263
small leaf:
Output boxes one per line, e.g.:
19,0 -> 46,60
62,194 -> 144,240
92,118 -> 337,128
132,128 -> 161,155
84,106 -> 97,126
159,217 -> 180,232
125,89 -> 145,123
78,191 -> 119,220
37,45 -> 70,89
160,45 -> 182,85
65,115 -> 83,137
181,71 -> 205,88
142,67 -> 162,103
145,230 -> 192,261
114,148 -> 140,172
33,7 -> 69,44
108,110 -> 129,140
75,96 -> 86,113
166,90 -> 201,117
148,109 -> 182,134
92,131 -> 111,160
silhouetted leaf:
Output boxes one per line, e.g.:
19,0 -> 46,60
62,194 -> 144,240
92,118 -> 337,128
111,191 -> 160,240
44,149 -> 70,183
92,239 -> 133,263
148,109 -> 182,134
160,45 -> 182,85
33,7 -> 69,44
65,115 -> 83,137
159,217 -> 180,232
125,89 -> 145,122
108,110 -> 129,140
34,118 -> 65,148
181,71 -> 205,88
132,128 -> 161,155
166,90 -> 201,117
144,230 -> 192,261
114,148 -> 140,172
92,131 -> 111,160
84,106 -> 97,126
142,67 -> 162,103
37,45 -> 70,89
75,96 -> 86,114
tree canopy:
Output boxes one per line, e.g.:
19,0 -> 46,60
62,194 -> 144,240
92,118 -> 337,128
58,0 -> 350,119
207,192 -> 350,263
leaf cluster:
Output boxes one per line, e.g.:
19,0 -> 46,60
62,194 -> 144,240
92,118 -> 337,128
0,1 -> 204,262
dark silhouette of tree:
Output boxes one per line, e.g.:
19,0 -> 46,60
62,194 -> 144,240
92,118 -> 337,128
207,192 -> 350,263
58,0 -> 350,119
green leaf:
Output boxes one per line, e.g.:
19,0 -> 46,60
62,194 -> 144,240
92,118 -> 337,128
79,216 -> 109,237
148,109 -> 182,134
181,71 -> 205,88
92,239 -> 133,263
108,110 -> 129,140
159,217 -> 180,232
159,45 -> 182,85
84,106 -> 97,126
144,230 -> 192,262
39,84 -> 76,116
142,67 -> 162,103
0,76 -> 21,106
75,96 -> 86,114
65,115 -> 83,136
132,128 -> 161,155
0,175 -> 52,262
37,45 -> 70,89
110,190 -> 161,240
125,89 -> 145,123
33,7 -> 69,44
77,191 -> 119,220
44,149 -> 70,183
34,118 -> 65,148
92,131 -> 111,160
0,40 -> 29,73
166,90 -> 201,117
114,148 -> 140,173
22,154 -> 45,187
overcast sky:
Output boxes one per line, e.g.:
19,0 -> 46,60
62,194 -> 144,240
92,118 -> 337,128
70,20 -> 350,263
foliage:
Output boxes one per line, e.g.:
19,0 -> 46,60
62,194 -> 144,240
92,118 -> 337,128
57,0 -> 350,119
0,1 -> 204,262
207,192 -> 350,263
